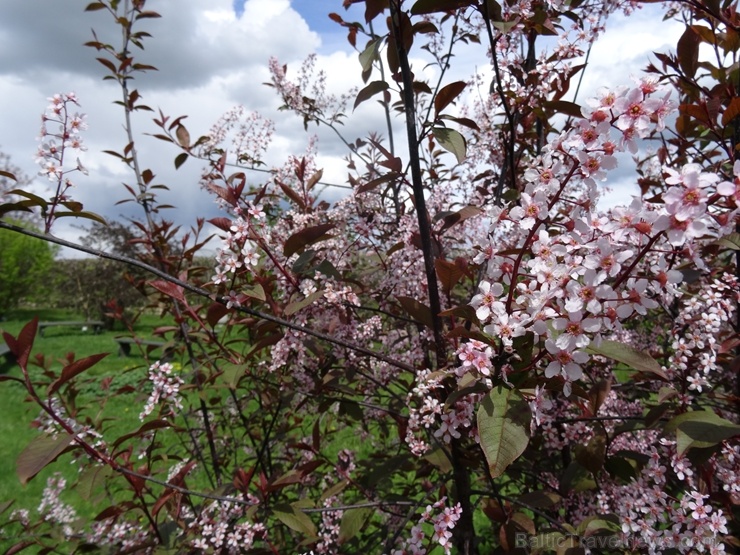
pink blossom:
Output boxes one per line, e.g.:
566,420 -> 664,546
509,190 -> 550,230
552,310 -> 601,349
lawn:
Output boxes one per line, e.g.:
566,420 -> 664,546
0,308 -> 177,549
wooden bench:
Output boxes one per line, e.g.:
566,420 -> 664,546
115,337 -> 174,360
0,342 -> 16,373
38,321 -> 104,337
0,342 -> 15,363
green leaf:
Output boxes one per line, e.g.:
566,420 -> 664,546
17,433 -> 74,485
319,479 -> 349,503
516,491 -> 561,509
0,170 -> 17,181
354,81 -> 389,111
285,290 -> 324,316
397,296 -> 433,328
573,430 -> 607,474
53,211 -> 108,225
174,152 -> 188,169
433,127 -> 467,164
338,508 -> 373,544
273,503 -> 317,537
492,20 -> 519,33
77,465 -> 113,501
6,189 -> 48,208
219,365 -> 244,389
579,514 -> 621,537
667,410 -> 740,456
424,448 -> 453,473
714,232 -> 740,250
359,37 -> 383,74
243,283 -> 266,302
478,386 -> 531,478
586,340 -> 668,380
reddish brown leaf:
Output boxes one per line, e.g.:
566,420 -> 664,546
413,21 -> 439,34
721,97 -> 740,126
149,279 -> 186,303
435,259 -> 464,295
439,115 -> 480,130
357,173 -> 398,194
677,26 -> 700,78
48,353 -> 109,396
679,103 -> 710,126
17,433 -> 74,485
2,318 -> 38,369
411,0 -> 476,15
208,217 -> 233,232
364,0 -> 388,22
175,125 -> 191,148
5,542 -> 35,555
278,180 -> 307,209
543,100 -> 583,118
306,169 -> 323,191
440,205 -> 482,232
113,420 -> 171,450
434,81 -> 467,116
283,224 -> 336,257
354,80 -> 390,111
206,302 -> 229,328
397,296 -> 434,328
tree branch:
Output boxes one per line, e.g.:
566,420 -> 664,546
0,221 -> 416,373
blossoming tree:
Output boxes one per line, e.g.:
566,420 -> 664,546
0,0 -> 738,553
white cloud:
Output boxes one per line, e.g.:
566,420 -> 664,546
0,1 -> 686,257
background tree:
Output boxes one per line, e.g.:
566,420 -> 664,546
0,220 -> 55,316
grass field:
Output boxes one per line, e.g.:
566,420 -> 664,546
0,308 -> 177,546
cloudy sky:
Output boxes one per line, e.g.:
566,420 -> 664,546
0,0 -> 683,257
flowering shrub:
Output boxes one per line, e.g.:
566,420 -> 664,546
0,0 -> 738,553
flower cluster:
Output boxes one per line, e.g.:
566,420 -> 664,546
37,473 -> 78,539
139,361 -> 184,420
211,207 -> 264,287
33,396 -> 105,450
35,92 -> 88,231
391,498 -> 462,555
612,445 -> 730,554
200,106 -> 274,168
664,273 -> 739,393
86,517 -> 150,552
469,79 -> 735,397
184,498 -> 264,552
36,92 -> 87,182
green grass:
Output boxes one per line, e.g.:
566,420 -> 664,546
0,307 -> 177,548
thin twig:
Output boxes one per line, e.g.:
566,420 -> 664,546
0,222 -> 416,374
